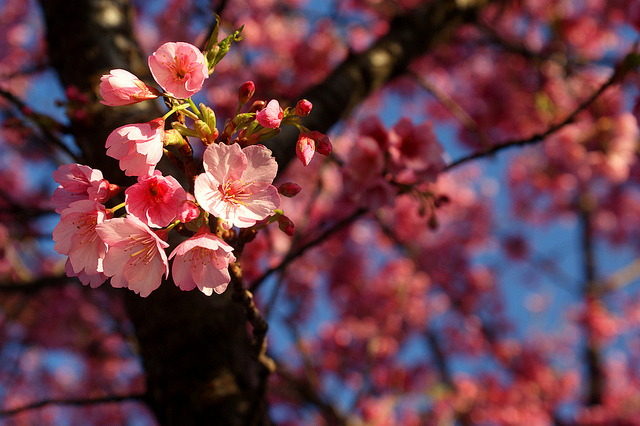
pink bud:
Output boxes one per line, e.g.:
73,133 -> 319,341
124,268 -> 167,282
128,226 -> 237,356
277,215 -> 295,236
99,69 -> 160,106
295,99 -> 313,117
278,182 -> 302,197
309,130 -> 332,156
256,99 -> 284,129
296,133 -> 315,166
238,81 -> 255,105
177,198 -> 201,223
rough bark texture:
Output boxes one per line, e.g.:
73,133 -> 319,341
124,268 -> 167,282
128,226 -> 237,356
37,0 -> 486,424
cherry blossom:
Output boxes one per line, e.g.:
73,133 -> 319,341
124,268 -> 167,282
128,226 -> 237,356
51,163 -> 117,213
99,69 -> 160,106
387,118 -> 444,184
105,118 -> 165,176
194,143 -> 280,228
238,80 -> 255,105
169,228 -> 236,296
177,194 -> 200,223
53,200 -> 111,278
64,258 -> 107,288
95,216 -> 169,297
295,99 -> 312,117
148,41 -> 208,99
256,99 -> 283,129
125,170 -> 186,228
295,133 -> 315,166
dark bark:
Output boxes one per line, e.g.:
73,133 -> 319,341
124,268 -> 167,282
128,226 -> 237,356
37,0 -> 487,424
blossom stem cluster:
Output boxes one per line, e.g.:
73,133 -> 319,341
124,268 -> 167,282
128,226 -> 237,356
52,29 -> 331,297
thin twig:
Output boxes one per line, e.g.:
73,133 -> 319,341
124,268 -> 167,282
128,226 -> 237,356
580,196 -> 604,406
0,393 -> 146,418
446,71 -> 618,170
0,88 -> 79,162
249,208 -> 368,293
411,71 -> 492,149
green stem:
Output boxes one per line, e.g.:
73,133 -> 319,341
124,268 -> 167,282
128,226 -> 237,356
162,103 -> 194,121
109,202 -> 126,214
187,98 -> 203,120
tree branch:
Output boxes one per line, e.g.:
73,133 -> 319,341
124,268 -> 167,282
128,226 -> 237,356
579,194 -> 604,406
0,393 -> 146,418
445,70 -> 619,170
265,0 -> 489,173
0,87 -> 78,161
249,208 -> 368,293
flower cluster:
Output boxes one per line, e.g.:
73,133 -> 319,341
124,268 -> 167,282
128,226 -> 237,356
52,32 -> 331,297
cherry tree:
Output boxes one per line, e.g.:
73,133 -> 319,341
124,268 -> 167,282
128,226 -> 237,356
1,0 -> 640,424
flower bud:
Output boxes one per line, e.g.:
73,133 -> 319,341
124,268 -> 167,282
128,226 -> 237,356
248,100 -> 266,114
99,69 -> 159,106
295,99 -> 313,117
194,119 -> 216,145
238,81 -> 255,105
309,130 -> 332,156
277,215 -> 295,236
162,129 -> 185,147
296,133 -> 315,166
256,99 -> 284,129
177,198 -> 200,223
278,182 -> 302,197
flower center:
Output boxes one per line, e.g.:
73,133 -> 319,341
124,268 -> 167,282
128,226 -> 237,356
221,179 -> 253,206
125,234 -> 157,266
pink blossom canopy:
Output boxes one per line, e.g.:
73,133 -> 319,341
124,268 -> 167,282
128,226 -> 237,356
194,143 -> 280,229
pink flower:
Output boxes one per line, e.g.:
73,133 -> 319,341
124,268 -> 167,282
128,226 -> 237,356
51,163 -> 117,213
296,133 -> 315,166
96,216 -> 169,297
125,170 -> 187,228
256,99 -> 283,129
148,42 -> 208,99
169,229 -> 236,295
105,118 -> 165,176
99,69 -> 160,106
194,143 -> 280,228
388,118 -> 444,184
65,259 -> 107,289
53,200 -> 111,278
